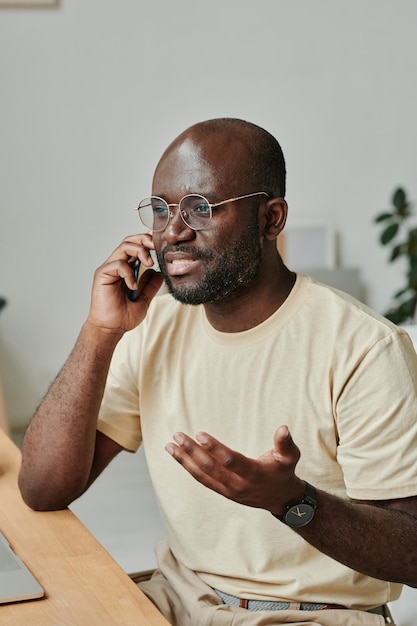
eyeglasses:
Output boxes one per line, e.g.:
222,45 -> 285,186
135,191 -> 270,232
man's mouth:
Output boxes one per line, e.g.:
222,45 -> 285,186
163,252 -> 201,276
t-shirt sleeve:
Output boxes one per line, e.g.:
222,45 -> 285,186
97,329 -> 142,452
337,331 -> 417,500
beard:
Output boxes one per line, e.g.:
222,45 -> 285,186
156,213 -> 263,305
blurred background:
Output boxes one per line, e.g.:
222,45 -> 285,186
1,2 -> 417,622
1,0 -> 417,431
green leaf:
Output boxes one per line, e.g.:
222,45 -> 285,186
394,287 -> 409,298
374,212 -> 394,223
408,262 -> 417,287
385,310 -> 407,324
392,188 -> 406,210
390,244 -> 403,261
402,295 -> 417,317
380,222 -> 399,245
408,244 -> 417,258
385,292 -> 417,324
409,252 -> 417,269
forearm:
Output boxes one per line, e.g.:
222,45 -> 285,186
164,428 -> 417,588
297,489 -> 417,587
19,321 -> 123,510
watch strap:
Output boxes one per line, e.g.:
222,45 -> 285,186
271,481 -> 317,526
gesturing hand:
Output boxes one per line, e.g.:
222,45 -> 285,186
165,425 -> 305,516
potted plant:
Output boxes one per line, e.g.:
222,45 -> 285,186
374,187 -> 417,324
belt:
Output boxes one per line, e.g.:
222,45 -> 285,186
214,589 -> 386,617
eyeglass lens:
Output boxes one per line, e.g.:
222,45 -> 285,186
137,195 -> 212,231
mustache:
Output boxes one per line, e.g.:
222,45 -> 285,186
160,245 -> 213,262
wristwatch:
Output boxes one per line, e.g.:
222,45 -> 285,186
272,481 -> 317,528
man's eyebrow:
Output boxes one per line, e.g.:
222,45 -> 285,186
194,191 -> 222,203
152,192 -> 222,203
150,193 -> 170,203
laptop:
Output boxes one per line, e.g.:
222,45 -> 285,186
0,530 -> 44,604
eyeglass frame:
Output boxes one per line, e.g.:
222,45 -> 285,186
135,191 -> 271,232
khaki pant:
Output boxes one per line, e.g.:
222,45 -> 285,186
138,541 -> 394,626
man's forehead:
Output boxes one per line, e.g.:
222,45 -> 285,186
153,132 -> 249,196
164,135 -> 209,169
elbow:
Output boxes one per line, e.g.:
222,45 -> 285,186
18,470 -> 75,511
20,493 -> 68,512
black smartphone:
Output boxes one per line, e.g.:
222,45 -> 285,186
129,258 -> 141,302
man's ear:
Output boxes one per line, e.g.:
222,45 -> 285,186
262,198 -> 288,240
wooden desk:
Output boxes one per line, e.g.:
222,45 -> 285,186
0,430 -> 169,625
0,375 -> 10,436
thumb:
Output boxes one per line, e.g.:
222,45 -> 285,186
272,425 -> 300,464
137,269 -> 164,305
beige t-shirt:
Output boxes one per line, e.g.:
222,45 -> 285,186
97,275 -> 417,609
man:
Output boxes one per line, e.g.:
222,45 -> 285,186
19,118 -> 417,625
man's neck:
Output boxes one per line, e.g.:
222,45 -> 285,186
203,263 -> 296,333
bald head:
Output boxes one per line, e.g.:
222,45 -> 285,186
153,118 -> 286,199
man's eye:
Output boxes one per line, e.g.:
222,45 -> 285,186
153,205 -> 168,216
193,203 -> 210,215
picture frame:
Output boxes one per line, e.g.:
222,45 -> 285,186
277,222 -> 335,271
0,0 -> 59,7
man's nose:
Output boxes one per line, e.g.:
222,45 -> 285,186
162,205 -> 194,243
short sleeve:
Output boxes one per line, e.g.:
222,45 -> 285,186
337,331 -> 417,500
97,329 -> 142,452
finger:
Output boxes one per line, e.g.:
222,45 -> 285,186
106,233 -> 156,267
272,426 -> 300,465
165,433 -> 238,493
195,432 -> 251,475
134,269 -> 163,307
95,259 -> 138,291
121,232 -> 155,251
123,232 -> 156,266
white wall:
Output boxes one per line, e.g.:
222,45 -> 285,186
1,0 -> 417,427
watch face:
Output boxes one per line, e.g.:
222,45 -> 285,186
284,503 -> 315,528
